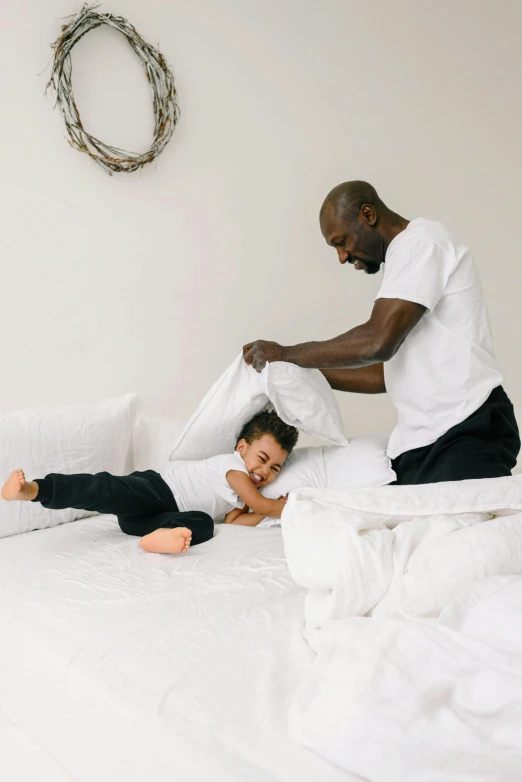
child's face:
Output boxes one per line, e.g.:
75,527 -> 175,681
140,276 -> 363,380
236,434 -> 288,488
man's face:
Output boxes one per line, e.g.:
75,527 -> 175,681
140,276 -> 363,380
320,208 -> 384,275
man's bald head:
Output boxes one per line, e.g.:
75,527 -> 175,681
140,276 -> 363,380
319,181 -> 407,274
319,181 -> 394,275
320,181 -> 384,225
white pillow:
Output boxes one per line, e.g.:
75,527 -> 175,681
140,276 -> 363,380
265,362 -> 347,446
258,437 -> 396,526
133,416 -> 185,472
263,436 -> 395,499
0,394 -> 140,539
323,436 -> 396,490
261,447 -> 327,499
170,353 -> 347,461
170,353 -> 267,461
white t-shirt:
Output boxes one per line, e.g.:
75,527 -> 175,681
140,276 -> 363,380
160,451 -> 250,520
376,218 -> 503,459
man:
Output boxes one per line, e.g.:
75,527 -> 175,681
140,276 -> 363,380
243,181 -> 520,484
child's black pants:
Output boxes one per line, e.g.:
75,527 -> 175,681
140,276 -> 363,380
33,469 -> 214,545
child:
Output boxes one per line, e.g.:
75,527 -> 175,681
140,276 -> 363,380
1,410 -> 298,555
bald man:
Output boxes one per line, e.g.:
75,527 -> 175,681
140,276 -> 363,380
243,181 -> 520,485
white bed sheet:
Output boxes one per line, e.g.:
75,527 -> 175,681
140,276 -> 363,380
0,709 -> 78,782
0,515 -> 354,782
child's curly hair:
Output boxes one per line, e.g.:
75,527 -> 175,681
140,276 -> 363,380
236,410 -> 299,454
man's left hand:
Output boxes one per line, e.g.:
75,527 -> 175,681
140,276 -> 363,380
243,340 -> 286,372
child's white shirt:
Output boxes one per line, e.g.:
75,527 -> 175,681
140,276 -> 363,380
160,451 -> 250,520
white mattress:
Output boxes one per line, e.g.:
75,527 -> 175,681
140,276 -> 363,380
0,516 -> 353,782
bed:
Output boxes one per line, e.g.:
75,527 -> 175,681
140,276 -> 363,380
0,512 -> 354,782
1,396 -> 521,782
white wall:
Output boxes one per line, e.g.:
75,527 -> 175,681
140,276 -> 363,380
1,0 -> 521,443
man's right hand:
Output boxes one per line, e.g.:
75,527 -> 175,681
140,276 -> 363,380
243,340 -> 286,372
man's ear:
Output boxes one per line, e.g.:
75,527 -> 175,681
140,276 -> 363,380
360,204 -> 377,226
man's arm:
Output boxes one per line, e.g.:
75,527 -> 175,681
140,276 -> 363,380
321,363 -> 386,394
243,298 -> 426,372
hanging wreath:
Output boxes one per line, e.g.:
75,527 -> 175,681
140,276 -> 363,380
46,3 -> 180,174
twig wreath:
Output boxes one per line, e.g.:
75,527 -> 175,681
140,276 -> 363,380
46,3 -> 179,174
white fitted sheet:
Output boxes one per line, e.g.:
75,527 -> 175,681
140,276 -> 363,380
0,515 -> 353,782
0,709 -> 78,782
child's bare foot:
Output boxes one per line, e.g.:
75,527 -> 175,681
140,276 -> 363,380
1,470 -> 39,501
139,527 -> 192,555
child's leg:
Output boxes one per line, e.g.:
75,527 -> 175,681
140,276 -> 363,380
1,469 -> 176,518
118,510 -> 214,554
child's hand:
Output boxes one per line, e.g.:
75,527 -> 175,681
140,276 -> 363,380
224,506 -> 248,524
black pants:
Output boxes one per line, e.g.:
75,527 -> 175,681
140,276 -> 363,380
391,386 -> 520,485
33,470 -> 214,546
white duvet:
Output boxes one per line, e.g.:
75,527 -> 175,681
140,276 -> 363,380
282,476 -> 522,782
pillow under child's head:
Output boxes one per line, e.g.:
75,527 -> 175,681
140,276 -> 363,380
261,436 -> 396,500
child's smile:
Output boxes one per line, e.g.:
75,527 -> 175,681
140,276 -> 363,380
250,470 -> 265,486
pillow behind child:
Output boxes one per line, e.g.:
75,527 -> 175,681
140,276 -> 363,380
133,416 -> 185,472
169,352 -> 347,461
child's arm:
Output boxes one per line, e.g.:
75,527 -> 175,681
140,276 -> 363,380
224,506 -> 249,524
226,470 -> 287,519
224,504 -> 268,526
226,510 -> 266,527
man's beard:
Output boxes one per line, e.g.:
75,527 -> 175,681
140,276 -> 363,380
353,228 -> 384,275
364,260 -> 381,275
